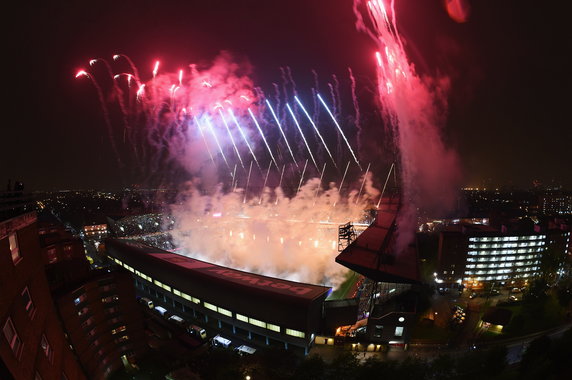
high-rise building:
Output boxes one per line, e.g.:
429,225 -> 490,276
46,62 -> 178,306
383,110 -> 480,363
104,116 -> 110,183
436,223 -> 571,289
54,269 -> 147,380
1,212 -> 86,380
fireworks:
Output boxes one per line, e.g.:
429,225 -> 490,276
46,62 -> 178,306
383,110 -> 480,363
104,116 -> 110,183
355,0 -> 460,251
75,49 -> 387,286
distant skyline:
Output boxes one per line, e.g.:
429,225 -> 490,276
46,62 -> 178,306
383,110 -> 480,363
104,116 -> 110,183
4,0 -> 571,191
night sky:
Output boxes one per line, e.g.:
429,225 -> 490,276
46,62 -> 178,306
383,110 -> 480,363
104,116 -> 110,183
5,0 -> 571,191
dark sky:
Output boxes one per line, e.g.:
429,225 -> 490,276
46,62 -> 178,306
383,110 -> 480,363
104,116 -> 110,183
4,0 -> 571,191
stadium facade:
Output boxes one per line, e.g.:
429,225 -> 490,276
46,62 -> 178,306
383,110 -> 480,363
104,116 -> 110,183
105,239 -> 331,355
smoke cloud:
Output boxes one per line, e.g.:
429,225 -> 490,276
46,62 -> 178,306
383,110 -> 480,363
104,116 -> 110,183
353,0 -> 462,252
169,175 -> 380,287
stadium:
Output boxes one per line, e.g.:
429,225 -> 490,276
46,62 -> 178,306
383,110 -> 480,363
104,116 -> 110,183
105,195 -> 420,355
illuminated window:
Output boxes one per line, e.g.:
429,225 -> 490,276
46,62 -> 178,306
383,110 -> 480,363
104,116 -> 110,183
116,335 -> 129,343
204,302 -> 217,312
153,279 -> 163,287
3,318 -> 22,359
285,328 -> 305,338
173,289 -> 182,297
181,293 -> 192,302
249,318 -> 266,329
101,295 -> 119,303
267,323 -> 280,332
77,307 -> 89,317
394,326 -> 404,337
41,334 -> 54,364
74,294 -> 86,306
111,325 -> 127,335
160,283 -> 172,292
9,233 -> 21,264
236,314 -> 248,323
217,307 -> 232,317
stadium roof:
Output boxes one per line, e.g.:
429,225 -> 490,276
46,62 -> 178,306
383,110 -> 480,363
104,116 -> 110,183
105,238 -> 331,330
335,197 -> 419,284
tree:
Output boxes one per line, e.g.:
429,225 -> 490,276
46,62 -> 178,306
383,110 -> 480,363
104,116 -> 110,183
293,355 -> 327,380
328,351 -> 360,380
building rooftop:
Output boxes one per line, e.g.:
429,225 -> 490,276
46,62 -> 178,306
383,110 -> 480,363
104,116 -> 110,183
107,239 -> 331,302
335,197 -> 419,284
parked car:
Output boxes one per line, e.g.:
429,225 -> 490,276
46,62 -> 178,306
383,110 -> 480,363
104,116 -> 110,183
188,325 -> 207,340
168,315 -> 186,327
211,334 -> 232,348
235,345 -> 256,355
154,306 -> 169,317
138,297 -> 154,309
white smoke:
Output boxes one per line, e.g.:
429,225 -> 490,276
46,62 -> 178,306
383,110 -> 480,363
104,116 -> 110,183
169,174 -> 380,288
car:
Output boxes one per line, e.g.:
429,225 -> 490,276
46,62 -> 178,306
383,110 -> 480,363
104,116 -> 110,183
168,315 -> 186,327
188,325 -> 207,340
138,297 -> 154,309
211,334 -> 232,348
469,292 -> 478,299
154,306 -> 169,317
489,289 -> 500,296
235,345 -> 256,356
508,295 -> 518,302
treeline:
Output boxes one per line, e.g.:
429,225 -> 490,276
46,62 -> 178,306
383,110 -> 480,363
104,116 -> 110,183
187,328 -> 571,380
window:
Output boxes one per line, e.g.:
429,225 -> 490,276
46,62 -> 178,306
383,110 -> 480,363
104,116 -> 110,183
46,247 -> 57,264
77,307 -> 89,317
248,318 -> 266,329
63,245 -> 73,259
3,318 -> 23,358
74,294 -> 86,306
394,326 -> 404,337
204,302 -> 217,312
105,306 -> 119,315
9,233 -> 21,264
81,318 -> 94,329
115,335 -> 129,343
101,295 -> 119,303
181,292 -> 200,304
285,329 -> 305,338
41,334 -> 54,364
236,314 -> 248,323
217,307 -> 232,317
21,287 -> 36,318
267,323 -> 280,333
111,325 -> 127,335
101,284 -> 116,293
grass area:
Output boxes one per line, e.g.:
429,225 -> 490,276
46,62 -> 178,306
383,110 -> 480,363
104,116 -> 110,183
328,271 -> 360,300
496,293 -> 566,338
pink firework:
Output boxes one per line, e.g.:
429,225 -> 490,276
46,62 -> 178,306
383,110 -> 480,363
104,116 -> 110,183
355,0 -> 461,251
